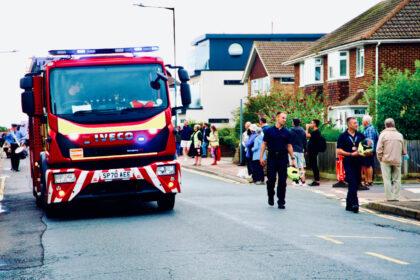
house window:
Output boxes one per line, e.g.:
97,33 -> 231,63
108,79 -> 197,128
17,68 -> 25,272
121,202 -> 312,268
251,77 -> 270,96
356,48 -> 364,76
208,118 -> 229,124
224,80 -> 243,85
314,58 -> 323,82
339,52 -> 348,77
280,76 -> 294,84
328,51 -> 349,80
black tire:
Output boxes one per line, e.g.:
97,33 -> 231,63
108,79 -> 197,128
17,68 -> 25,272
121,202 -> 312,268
157,194 -> 175,211
44,203 -> 61,218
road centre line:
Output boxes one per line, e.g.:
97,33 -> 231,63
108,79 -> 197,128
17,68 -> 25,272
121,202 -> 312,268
316,235 -> 343,244
183,168 -> 241,184
316,235 -> 394,244
326,235 -> 395,239
365,252 -> 409,265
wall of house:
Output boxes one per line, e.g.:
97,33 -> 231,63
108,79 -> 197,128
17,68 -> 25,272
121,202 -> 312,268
379,43 -> 420,75
248,54 -> 268,97
271,78 -> 295,96
348,44 -> 376,97
183,71 -> 247,126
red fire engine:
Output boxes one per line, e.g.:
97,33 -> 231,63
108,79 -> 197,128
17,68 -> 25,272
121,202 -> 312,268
19,47 -> 191,217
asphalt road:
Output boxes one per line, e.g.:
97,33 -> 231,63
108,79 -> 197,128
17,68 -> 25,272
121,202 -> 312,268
0,159 -> 419,279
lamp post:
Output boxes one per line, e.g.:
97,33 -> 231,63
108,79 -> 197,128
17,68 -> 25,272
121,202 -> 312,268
133,3 -> 178,126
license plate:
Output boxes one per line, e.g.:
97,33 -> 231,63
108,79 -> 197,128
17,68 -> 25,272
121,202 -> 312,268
101,170 -> 132,180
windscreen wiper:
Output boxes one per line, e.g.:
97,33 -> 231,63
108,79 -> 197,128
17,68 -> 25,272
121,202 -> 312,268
120,107 -> 156,114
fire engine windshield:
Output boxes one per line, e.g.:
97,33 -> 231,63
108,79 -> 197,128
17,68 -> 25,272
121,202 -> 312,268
49,64 -> 168,120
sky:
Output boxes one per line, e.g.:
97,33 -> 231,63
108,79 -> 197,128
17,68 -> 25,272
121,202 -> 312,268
0,0 -> 382,128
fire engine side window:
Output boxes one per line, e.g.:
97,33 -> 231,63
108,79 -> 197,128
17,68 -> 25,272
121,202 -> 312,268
49,64 -> 168,115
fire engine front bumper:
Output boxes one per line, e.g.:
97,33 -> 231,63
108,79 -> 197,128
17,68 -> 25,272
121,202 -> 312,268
44,160 -> 181,204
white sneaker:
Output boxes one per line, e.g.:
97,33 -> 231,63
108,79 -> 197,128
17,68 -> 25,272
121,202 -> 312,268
292,181 -> 297,186
299,181 -> 307,187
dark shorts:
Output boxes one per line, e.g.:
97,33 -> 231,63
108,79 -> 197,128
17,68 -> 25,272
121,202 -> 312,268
362,154 -> 375,167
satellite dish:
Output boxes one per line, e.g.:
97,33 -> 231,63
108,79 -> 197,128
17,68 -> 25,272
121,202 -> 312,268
228,43 -> 243,56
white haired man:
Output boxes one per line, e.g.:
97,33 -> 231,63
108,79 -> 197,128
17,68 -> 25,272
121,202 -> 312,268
376,118 -> 407,201
361,115 -> 379,190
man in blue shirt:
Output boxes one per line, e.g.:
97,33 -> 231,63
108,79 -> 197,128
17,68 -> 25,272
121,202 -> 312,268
337,117 -> 371,213
5,124 -> 26,172
361,115 -> 379,189
260,112 -> 295,209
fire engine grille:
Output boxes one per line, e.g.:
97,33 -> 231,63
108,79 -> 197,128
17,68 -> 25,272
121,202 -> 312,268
76,179 -> 160,199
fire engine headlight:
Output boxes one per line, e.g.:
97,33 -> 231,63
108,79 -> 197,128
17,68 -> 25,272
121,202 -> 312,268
156,165 -> 176,176
54,173 -> 76,184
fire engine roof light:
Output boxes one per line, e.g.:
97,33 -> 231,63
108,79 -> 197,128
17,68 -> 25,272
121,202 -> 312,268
48,46 -> 159,56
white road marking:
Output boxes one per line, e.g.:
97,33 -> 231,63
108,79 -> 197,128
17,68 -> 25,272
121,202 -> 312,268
404,188 -> 420,194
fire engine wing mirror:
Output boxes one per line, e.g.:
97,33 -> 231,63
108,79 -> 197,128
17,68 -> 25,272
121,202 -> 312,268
20,76 -> 33,90
21,90 -> 35,116
151,72 -> 168,90
178,68 -> 190,82
180,82 -> 191,107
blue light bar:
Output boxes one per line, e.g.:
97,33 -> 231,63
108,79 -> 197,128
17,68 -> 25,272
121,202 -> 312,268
48,46 -> 159,56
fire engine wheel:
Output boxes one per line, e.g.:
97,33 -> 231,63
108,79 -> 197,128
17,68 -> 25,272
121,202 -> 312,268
157,194 -> 175,211
44,203 -> 61,218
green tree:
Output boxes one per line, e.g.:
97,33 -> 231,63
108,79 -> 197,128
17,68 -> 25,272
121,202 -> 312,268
364,61 -> 420,140
234,90 -> 327,135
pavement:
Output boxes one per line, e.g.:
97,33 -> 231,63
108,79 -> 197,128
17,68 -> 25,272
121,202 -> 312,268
180,156 -> 420,221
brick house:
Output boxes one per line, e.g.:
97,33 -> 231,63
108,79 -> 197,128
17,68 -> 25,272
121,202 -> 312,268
283,0 -> 420,130
241,41 -> 314,97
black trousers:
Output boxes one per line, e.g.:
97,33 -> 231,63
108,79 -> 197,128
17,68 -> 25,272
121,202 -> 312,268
344,161 -> 361,207
309,152 -> 320,181
246,158 -> 253,175
10,143 -> 20,171
251,160 -> 264,182
266,157 -> 288,205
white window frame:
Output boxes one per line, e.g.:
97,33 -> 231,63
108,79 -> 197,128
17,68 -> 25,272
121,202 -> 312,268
356,47 -> 364,77
300,58 -> 324,86
251,76 -> 270,97
327,51 -> 349,81
314,58 -> 323,82
299,62 -> 304,87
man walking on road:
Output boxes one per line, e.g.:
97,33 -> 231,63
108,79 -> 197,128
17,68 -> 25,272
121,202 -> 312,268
290,118 -> 307,186
260,112 -> 295,209
337,117 -> 371,213
376,118 -> 407,201
306,119 -> 321,186
361,115 -> 379,190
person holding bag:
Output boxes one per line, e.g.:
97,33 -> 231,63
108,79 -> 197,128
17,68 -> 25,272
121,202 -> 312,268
208,125 -> 220,165
5,124 -> 25,172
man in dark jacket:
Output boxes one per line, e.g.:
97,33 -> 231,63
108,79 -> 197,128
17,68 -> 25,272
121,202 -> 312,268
306,119 -> 321,186
290,119 -> 307,186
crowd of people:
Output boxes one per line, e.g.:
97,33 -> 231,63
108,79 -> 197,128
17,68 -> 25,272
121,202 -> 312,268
230,113 -> 407,212
175,120 -> 221,166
